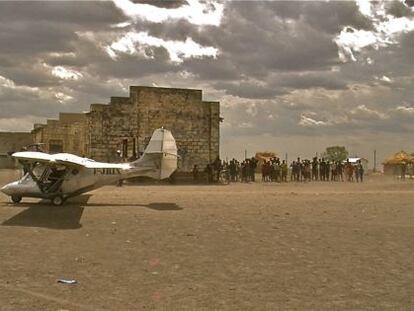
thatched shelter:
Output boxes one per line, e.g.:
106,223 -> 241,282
383,151 -> 414,175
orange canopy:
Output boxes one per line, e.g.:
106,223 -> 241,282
255,152 -> 277,162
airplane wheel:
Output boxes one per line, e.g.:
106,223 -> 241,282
52,196 -> 65,206
11,195 -> 22,203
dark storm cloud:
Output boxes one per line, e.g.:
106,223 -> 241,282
182,56 -> 241,81
138,1 -> 356,98
338,29 -> 414,86
0,0 -> 414,160
406,0 -> 414,7
0,64 -> 59,87
385,0 -> 414,17
92,53 -> 179,79
277,72 -> 349,91
125,1 -> 367,79
145,19 -> 216,46
214,81 -> 287,99
0,2 -> 387,111
45,35 -> 116,69
199,2 -> 342,74
0,21 -> 77,55
0,1 -> 128,85
221,95 -> 414,140
0,85 -> 71,118
0,5 -> 125,69
0,1 -> 125,26
234,1 -> 373,34
132,0 -> 187,9
0,1 -> 129,119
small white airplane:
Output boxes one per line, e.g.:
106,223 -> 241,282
1,128 -> 178,206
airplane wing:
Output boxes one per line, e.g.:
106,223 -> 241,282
53,153 -> 89,168
12,151 -> 128,169
12,152 -> 86,169
12,151 -> 55,163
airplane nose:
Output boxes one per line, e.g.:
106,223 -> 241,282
1,184 -> 11,195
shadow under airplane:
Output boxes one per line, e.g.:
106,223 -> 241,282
1,195 -> 182,230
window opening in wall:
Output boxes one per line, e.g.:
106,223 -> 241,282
49,140 -> 63,154
122,138 -> 128,159
132,137 -> 137,159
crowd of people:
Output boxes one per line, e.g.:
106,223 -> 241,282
288,157 -> 364,182
196,156 -> 365,184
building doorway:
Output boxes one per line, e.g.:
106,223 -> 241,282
49,140 -> 63,154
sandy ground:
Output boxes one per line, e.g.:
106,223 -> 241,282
0,170 -> 413,311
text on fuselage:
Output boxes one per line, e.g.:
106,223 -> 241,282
93,168 -> 121,175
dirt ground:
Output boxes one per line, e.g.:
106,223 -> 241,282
0,170 -> 413,311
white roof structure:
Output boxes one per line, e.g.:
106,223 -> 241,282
347,157 -> 368,163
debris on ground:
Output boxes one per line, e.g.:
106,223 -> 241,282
57,279 -> 77,285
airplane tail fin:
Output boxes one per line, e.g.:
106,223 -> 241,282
129,128 -> 178,180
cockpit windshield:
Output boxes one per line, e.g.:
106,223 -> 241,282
19,162 -> 67,192
19,172 -> 31,183
33,164 -> 47,180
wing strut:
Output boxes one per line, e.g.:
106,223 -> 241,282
20,161 -> 45,192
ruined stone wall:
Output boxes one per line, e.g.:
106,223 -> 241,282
204,100 -> 220,164
27,86 -> 220,173
88,96 -> 139,162
32,113 -> 88,155
0,132 -> 34,153
88,86 -> 220,172
0,132 -> 34,168
130,86 -> 220,171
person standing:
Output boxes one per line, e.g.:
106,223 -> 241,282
312,157 -> 319,181
355,163 -> 360,183
325,160 -> 330,181
337,161 -> 344,182
205,164 -> 213,184
345,159 -> 353,182
250,157 -> 258,182
261,161 -> 266,182
319,158 -> 325,181
357,160 -> 364,183
192,164 -> 199,183
281,160 -> 288,182
274,160 -> 281,182
331,162 -> 337,181
401,162 -> 407,180
290,161 -> 296,181
213,156 -> 221,183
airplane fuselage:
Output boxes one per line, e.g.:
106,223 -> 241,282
0,128 -> 178,206
1,164 -> 130,199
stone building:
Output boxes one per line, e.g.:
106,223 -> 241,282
32,113 -> 88,155
31,86 -> 220,174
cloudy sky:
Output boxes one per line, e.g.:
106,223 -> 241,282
1,0 -> 414,165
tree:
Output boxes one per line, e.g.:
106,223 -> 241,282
323,146 -> 348,162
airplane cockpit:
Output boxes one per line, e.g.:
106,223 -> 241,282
20,162 -> 68,193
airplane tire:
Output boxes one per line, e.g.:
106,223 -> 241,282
52,196 -> 65,206
11,195 -> 22,203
